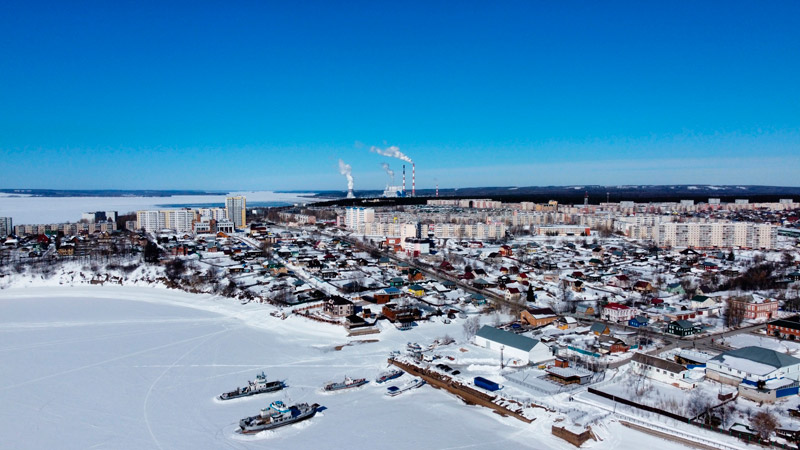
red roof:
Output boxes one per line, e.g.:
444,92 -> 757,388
604,302 -> 630,310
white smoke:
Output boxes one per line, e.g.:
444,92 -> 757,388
370,145 -> 412,163
381,163 -> 395,183
338,159 -> 354,192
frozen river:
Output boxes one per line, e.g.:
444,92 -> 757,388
0,286 -> 683,449
0,191 -> 316,224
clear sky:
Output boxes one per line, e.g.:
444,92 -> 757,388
1,1 -> 798,191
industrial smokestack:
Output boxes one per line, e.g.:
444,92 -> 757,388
402,165 -> 406,194
412,163 -> 416,197
436,184 -> 439,197
338,159 -> 354,198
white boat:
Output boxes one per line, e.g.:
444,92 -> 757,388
385,377 -> 426,397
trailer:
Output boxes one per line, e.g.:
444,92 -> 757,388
473,376 -> 501,392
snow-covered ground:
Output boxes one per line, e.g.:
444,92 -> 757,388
0,285 -> 696,449
0,191 -> 315,224
721,333 -> 800,357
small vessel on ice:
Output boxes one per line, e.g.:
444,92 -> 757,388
238,401 -> 319,434
385,377 -> 425,397
375,369 -> 404,384
323,376 -> 368,392
218,372 -> 285,400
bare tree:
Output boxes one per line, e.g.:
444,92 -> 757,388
750,411 -> 778,441
723,296 -> 747,329
462,316 -> 480,341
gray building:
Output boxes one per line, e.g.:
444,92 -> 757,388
0,217 -> 12,237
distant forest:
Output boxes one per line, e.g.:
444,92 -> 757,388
305,185 -> 800,207
0,189 -> 227,198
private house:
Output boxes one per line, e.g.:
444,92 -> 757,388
469,293 -> 487,305
597,335 -> 629,354
407,284 -> 426,297
520,307 -> 558,327
556,316 -> 578,330
667,320 -> 699,336
373,287 -> 402,304
474,326 -> 553,366
631,353 -> 696,389
589,322 -> 610,336
607,274 -> 631,289
633,280 -> 655,294
575,305 -> 595,319
382,304 -> 421,323
689,295 -> 717,310
323,296 -> 355,318
628,315 -> 649,328
504,287 -> 522,302
665,282 -> 685,295
601,303 -> 636,322
407,270 -> 425,283
706,346 -> 800,402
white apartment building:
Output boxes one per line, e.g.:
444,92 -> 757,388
345,207 -> 375,229
136,210 -> 166,232
199,207 -> 227,221
164,209 -> 195,233
624,221 -> 776,249
136,209 -> 195,233
359,221 -> 417,240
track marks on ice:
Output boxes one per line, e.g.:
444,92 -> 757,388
142,327 -> 230,450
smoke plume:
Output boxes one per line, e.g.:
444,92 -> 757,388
381,163 -> 395,183
338,159 -> 354,191
370,145 -> 413,163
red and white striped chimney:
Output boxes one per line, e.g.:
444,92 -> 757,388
412,163 -> 416,197
402,165 -> 406,194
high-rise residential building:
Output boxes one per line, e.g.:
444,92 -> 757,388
81,211 -> 118,223
225,196 -> 246,228
136,210 -> 166,232
164,209 -> 195,233
0,217 -> 12,237
345,207 -> 375,229
199,207 -> 227,221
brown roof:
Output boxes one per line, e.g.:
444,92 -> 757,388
631,352 -> 685,374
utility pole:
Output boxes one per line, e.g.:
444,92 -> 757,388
500,345 -> 505,369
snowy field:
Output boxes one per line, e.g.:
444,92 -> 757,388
0,286 -> 692,449
0,191 -> 315,224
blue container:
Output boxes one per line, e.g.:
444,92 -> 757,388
474,376 -> 500,391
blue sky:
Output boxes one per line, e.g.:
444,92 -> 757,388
1,1 -> 798,191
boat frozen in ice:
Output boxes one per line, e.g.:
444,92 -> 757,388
323,376 -> 368,392
218,372 -> 285,400
238,401 -> 319,434
375,369 -> 404,384
385,377 -> 425,397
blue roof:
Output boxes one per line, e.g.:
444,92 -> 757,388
384,287 -> 400,294
476,326 -> 540,352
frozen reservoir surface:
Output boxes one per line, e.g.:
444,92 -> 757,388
0,286 -> 684,449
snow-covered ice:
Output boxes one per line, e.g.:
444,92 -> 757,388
0,286 -> 695,449
0,191 -> 315,224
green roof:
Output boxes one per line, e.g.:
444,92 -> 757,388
711,346 -> 800,369
476,326 -> 540,352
